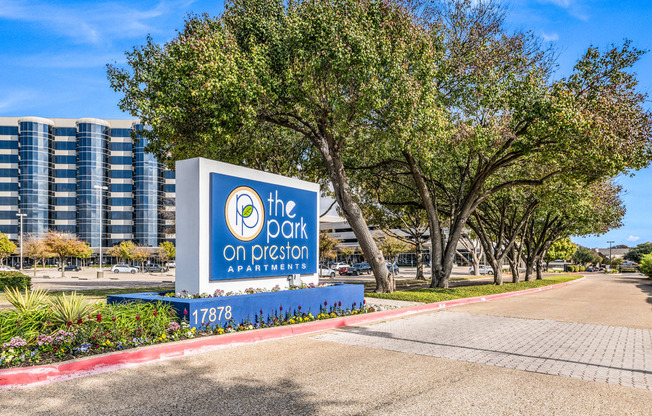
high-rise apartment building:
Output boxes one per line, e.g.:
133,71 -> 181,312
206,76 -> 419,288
0,117 -> 175,249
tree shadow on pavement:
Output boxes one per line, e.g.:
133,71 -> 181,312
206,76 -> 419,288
611,274 -> 652,306
0,361 -> 346,416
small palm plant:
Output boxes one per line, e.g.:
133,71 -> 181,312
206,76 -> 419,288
4,287 -> 50,312
49,292 -> 99,326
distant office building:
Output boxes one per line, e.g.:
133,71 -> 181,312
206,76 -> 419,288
0,117 -> 175,249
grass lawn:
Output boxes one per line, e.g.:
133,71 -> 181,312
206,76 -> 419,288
366,275 -> 579,303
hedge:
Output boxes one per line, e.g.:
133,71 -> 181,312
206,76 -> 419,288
0,271 -> 31,291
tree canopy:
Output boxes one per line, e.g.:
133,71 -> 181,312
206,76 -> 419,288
108,0 -> 652,290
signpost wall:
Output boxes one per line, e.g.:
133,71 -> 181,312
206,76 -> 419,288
175,158 -> 320,295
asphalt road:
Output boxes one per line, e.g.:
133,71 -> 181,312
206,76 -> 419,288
1,274 -> 651,415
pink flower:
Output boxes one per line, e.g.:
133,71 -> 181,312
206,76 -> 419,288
96,314 -> 102,322
324,300 -> 328,306
136,315 -> 141,321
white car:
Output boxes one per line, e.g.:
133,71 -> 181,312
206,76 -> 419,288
111,264 -> 138,274
167,261 -> 176,268
319,266 -> 336,278
330,262 -> 351,271
469,265 -> 494,275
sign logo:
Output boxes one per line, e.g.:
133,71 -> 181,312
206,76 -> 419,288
225,186 -> 264,241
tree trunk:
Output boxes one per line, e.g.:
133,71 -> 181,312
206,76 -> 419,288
489,257 -> 503,285
524,261 -> 533,281
509,248 -> 520,283
471,247 -> 480,277
60,257 -> 65,278
415,239 -> 425,280
536,257 -> 543,280
33,263 -> 37,278
322,146 -> 390,292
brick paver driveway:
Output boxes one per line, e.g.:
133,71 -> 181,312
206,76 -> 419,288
314,311 -> 652,390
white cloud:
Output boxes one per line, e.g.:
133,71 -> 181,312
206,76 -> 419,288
541,32 -> 559,42
0,0 -> 196,45
627,235 -> 640,242
0,89 -> 38,112
537,0 -> 589,21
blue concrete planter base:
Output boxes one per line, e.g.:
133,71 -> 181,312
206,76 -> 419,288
107,283 -> 364,329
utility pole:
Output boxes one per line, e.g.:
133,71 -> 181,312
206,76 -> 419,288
16,212 -> 26,270
607,240 -> 614,267
94,185 -> 108,279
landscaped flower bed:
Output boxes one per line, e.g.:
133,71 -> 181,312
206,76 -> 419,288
108,282 -> 364,330
0,287 -> 372,370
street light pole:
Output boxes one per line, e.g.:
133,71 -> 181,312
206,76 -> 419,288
16,212 -> 26,270
607,240 -> 614,267
94,185 -> 108,278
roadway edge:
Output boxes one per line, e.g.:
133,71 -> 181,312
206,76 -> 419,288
0,275 -> 586,389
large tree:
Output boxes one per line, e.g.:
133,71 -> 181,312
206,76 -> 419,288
624,242 -> 652,263
42,231 -> 91,278
108,0 -> 443,292
386,4 -> 650,288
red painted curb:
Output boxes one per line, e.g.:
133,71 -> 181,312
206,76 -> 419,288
0,276 -> 585,389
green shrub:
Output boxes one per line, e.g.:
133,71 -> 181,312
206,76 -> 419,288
579,266 -> 586,272
639,253 -> 652,278
0,271 -> 30,291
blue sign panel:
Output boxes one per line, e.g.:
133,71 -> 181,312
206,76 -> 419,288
210,172 -> 318,280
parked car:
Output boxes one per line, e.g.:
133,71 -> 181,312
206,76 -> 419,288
57,264 -> 81,272
353,263 -> 372,274
468,265 -> 494,275
144,264 -> 168,273
167,261 -> 176,268
0,265 -> 17,271
339,265 -> 363,276
111,264 -> 138,274
319,265 -> 336,278
386,263 -> 400,275
330,262 -> 351,271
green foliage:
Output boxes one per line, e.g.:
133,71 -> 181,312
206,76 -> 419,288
638,253 -> 652,278
573,246 -> 599,265
624,242 -> 652,263
375,234 -> 411,265
544,238 -> 577,262
4,287 -> 49,313
0,272 -> 31,291
319,230 -> 339,261
159,241 -> 175,260
366,276 -> 579,303
0,232 -> 16,264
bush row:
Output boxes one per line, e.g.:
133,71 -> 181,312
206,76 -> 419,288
0,272 -> 30,291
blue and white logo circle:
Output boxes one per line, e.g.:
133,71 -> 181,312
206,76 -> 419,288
225,186 -> 265,241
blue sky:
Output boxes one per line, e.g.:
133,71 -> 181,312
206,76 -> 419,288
0,0 -> 650,249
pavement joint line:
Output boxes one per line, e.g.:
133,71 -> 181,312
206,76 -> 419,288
0,276 -> 586,389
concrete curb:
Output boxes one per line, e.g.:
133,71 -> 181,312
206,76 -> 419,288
0,276 -> 585,389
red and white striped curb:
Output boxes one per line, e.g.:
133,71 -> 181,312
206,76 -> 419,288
0,276 -> 585,389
